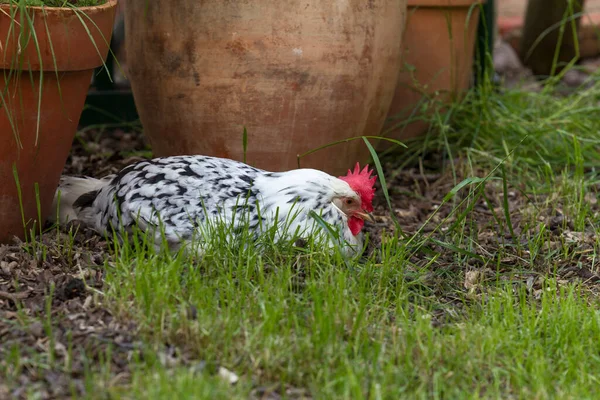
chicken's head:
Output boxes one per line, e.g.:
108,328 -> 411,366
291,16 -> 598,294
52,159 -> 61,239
336,162 -> 377,235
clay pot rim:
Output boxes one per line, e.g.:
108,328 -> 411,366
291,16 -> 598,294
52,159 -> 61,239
0,0 -> 117,13
408,0 -> 485,7
0,0 -> 117,71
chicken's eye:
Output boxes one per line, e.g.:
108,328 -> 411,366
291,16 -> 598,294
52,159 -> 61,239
345,199 -> 353,205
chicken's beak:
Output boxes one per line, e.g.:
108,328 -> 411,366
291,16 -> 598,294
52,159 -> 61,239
356,211 -> 375,222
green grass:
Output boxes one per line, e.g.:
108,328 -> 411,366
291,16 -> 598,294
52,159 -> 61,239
5,63 -> 600,398
100,67 -> 600,398
97,232 -> 600,399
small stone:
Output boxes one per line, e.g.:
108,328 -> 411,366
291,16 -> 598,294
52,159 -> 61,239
29,322 -> 44,338
218,366 -> 239,384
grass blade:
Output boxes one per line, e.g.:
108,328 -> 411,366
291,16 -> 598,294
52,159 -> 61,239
362,136 -> 406,239
242,126 -> 248,164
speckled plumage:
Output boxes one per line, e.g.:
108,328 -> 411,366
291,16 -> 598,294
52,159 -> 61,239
52,155 -> 371,256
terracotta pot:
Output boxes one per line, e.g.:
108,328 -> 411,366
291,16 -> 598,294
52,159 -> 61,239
0,0 -> 117,243
379,0 -> 483,149
124,0 -> 406,175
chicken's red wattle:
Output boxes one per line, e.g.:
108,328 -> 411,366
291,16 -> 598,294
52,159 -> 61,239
348,216 -> 364,236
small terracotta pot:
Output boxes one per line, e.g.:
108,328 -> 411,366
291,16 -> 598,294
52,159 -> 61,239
379,0 -> 483,149
0,1 -> 117,243
124,0 -> 407,176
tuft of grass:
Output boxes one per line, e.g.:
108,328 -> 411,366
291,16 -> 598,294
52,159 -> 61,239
90,220 -> 600,399
107,64 -> 600,396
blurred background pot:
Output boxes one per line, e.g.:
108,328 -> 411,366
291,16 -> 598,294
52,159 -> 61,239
124,0 -> 407,175
0,0 -> 117,243
379,0 -> 484,150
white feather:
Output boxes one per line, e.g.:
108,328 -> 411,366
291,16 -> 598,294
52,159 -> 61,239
49,176 -> 109,225
51,155 -> 369,257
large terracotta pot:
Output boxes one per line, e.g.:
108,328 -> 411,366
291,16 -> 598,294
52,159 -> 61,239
124,0 -> 406,175
379,0 -> 483,149
0,1 -> 117,243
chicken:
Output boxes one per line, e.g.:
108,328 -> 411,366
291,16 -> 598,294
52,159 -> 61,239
51,156 -> 377,256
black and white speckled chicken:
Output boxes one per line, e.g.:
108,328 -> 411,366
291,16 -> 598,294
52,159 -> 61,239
51,155 -> 377,256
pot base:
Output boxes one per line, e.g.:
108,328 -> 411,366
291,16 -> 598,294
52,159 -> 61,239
0,70 -> 94,243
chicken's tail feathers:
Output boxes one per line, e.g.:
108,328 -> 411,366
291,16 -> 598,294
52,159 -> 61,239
49,176 -> 109,225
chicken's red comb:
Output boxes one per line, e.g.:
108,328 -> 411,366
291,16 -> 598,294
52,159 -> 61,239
338,162 -> 377,212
